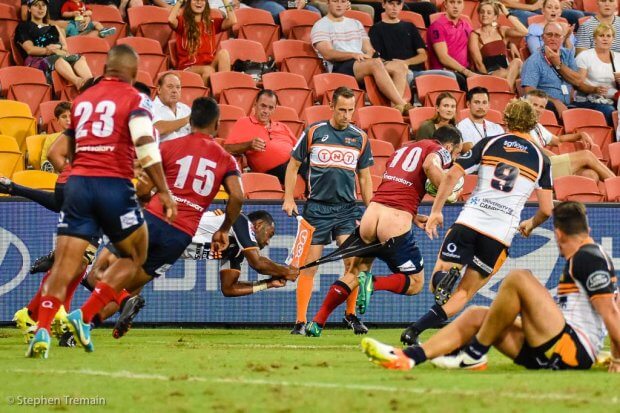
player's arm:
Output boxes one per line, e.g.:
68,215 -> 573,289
283,157 -> 302,216
213,174 -> 244,253
47,132 -> 70,172
135,171 -> 155,205
243,248 -> 299,281
357,167 -> 373,206
423,152 -> 445,188
519,156 -> 554,237
427,164 -> 465,238
591,294 -> 620,372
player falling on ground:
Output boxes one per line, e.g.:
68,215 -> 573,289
363,201 -> 620,373
400,99 -> 555,346
26,45 -> 178,359
304,126 -> 463,337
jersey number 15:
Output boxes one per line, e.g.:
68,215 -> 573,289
174,155 -> 216,196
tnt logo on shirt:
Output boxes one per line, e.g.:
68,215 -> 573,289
310,145 -> 359,170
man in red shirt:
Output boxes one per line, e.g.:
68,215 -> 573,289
224,90 -> 298,183
305,126 -> 463,337
26,45 -> 178,359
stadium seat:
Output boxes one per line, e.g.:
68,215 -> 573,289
369,139 -> 395,176
66,36 -> 110,78
415,74 -> 466,111
0,134 -> 23,177
38,100 -> 65,133
0,100 -> 35,151
539,109 -> 563,136
117,37 -> 168,82
363,75 -> 412,107
312,73 -> 365,108
221,39 -> 268,67
233,8 -> 280,57
262,72 -> 313,118
128,5 -> 173,50
0,38 -> 9,68
604,177 -> 620,202
241,172 -> 284,199
356,106 -> 410,149
12,170 -> 57,191
0,0 -> 19,13
25,134 -> 47,170
280,9 -> 320,42
561,108 -> 613,161
408,107 -> 437,138
217,104 -> 246,140
89,4 -> 126,46
459,174 -> 478,201
344,10 -> 373,32
293,175 -> 306,200
457,108 -> 505,126
554,175 -> 605,202
156,70 -> 209,107
271,105 -> 304,137
136,70 -> 155,97
557,141 -> 605,163
0,4 -> 18,58
210,72 -> 259,115
303,105 -> 331,126
51,70 -> 79,101
608,142 -> 620,174
0,66 -> 52,116
356,174 -> 383,200
273,39 -> 324,86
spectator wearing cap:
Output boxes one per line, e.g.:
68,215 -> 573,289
153,73 -> 192,143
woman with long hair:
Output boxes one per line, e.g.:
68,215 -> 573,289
526,0 -> 575,55
469,1 -> 527,91
169,0 -> 237,86
416,92 -> 457,140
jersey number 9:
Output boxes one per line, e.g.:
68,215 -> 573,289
491,162 -> 518,193
174,155 -> 216,196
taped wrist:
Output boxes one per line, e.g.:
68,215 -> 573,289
135,142 -> 162,168
252,280 -> 269,294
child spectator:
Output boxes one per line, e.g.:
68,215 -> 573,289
60,0 -> 116,38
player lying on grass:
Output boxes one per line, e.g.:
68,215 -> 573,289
304,126 -> 463,337
363,201 -> 620,373
400,99 -> 555,346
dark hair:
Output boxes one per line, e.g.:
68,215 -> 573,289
53,101 -> 71,119
433,125 -> 462,146
256,89 -> 278,105
157,72 -> 180,87
332,87 -> 356,105
190,97 -> 219,128
133,81 -> 151,96
182,0 -> 213,58
27,0 -> 50,24
466,87 -> 489,102
248,210 -> 275,227
525,89 -> 549,100
431,92 -> 457,125
553,201 -> 589,236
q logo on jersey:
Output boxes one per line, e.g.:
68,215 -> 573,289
0,227 -> 31,297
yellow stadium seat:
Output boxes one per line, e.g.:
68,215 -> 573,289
26,134 -> 47,170
0,116 -> 36,152
11,170 -> 57,191
215,185 -> 228,200
0,134 -> 20,152
0,99 -> 32,117
0,151 -> 22,178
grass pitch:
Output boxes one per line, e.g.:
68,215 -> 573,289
0,327 -> 616,413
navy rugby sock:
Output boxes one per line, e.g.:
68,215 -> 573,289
464,336 -> 490,359
413,304 -> 448,334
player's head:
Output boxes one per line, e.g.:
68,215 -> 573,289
433,125 -> 463,159
104,44 -> 139,84
553,201 -> 590,256
190,97 -> 220,135
503,99 -> 538,133
254,90 -> 278,125
26,0 -> 49,23
157,73 -> 181,107
523,89 -> 549,120
466,87 -> 490,120
330,87 -> 356,130
432,92 -> 457,125
249,210 -> 276,249
54,101 -> 71,130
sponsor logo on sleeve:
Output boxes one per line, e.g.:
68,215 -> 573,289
585,271 -> 611,291
437,148 -> 452,166
458,150 -> 473,160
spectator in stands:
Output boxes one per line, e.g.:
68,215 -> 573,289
152,0 -> 248,11
20,0 -> 64,24
573,23 -> 620,126
369,0 -> 456,86
521,22 -> 583,117
526,0 -> 576,55
456,87 -> 505,152
501,0 -> 584,28
469,1 -> 527,91
40,101 -> 71,172
249,0 -> 320,25
224,90 -> 298,183
426,0 -> 474,90
15,0 -> 92,89
576,0 -> 620,54
312,0 -> 375,21
416,92 -> 457,139
152,73 -> 192,142
60,0 -> 116,38
169,0 -> 237,86
311,0 -> 412,114
526,89 -> 614,182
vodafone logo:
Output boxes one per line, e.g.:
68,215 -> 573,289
0,227 -> 31,297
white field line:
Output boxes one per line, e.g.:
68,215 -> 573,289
6,368 -> 618,405
148,342 -> 360,350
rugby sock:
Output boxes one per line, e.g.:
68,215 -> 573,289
81,282 -> 117,323
464,336 -> 490,359
295,274 -> 314,323
373,273 -> 410,295
10,184 -> 60,212
63,269 -> 86,311
345,286 -> 358,315
91,314 -> 103,328
26,271 -> 52,321
413,304 -> 448,333
314,281 -> 351,326
403,345 -> 427,366
115,289 -> 130,307
37,295 -> 61,333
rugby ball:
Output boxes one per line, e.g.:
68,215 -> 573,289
425,176 -> 464,201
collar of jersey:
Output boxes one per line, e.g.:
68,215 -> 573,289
508,131 -> 536,142
565,236 -> 595,260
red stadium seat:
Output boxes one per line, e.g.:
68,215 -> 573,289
220,39 -> 268,66
561,108 -> 613,161
303,105 -> 331,126
0,66 -> 52,116
608,142 -> 620,174
344,10 -> 373,32
280,9 -> 320,42
408,107 -> 437,138
0,38 -> 9,68
0,4 -> 18,60
271,105 -> 304,137
539,109 -> 563,136
89,4 -> 126,46
210,71 -> 259,115
66,36 -> 110,78
273,39 -> 324,86
312,73 -> 365,108
356,106 -> 410,149
459,174 -> 478,201
415,74 -> 466,111
135,70 -> 155,97
554,176 -> 605,202
604,177 -> 620,202
157,70 -> 209,107
363,75 -> 412,107
128,6 -> 173,50
217,104 -> 245,141
0,0 -> 19,13
38,100 -> 66,133
233,8 -> 279,57
9,34 -> 22,66
369,139 -> 395,176
241,172 -> 284,199
262,72 -> 312,118
117,37 -> 168,82
293,175 -> 307,200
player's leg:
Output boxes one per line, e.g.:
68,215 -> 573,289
0,177 -> 61,212
187,65 -> 216,87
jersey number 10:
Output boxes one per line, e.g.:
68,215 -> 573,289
389,146 -> 422,172
174,155 -> 217,196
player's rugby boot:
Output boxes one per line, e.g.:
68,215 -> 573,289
30,250 -> 55,274
25,329 -> 51,359
430,350 -> 488,371
51,305 -> 69,339
58,330 -> 77,347
343,313 -> 369,335
433,267 -> 461,306
113,295 -> 145,339
13,307 -> 37,344
305,322 -> 323,337
361,337 -> 413,370
66,310 -> 94,352
356,271 -> 374,315
290,321 -> 306,335
400,323 -> 421,346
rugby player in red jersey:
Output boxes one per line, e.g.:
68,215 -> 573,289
305,126 -> 463,337
27,45 -> 177,358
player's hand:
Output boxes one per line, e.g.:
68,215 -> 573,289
518,218 -> 535,238
284,265 -> 300,281
609,360 -> 620,373
267,278 -> 287,289
212,229 -> 230,255
425,212 -> 443,240
159,190 -> 178,223
282,198 -> 298,216
249,137 -> 266,151
413,214 -> 428,230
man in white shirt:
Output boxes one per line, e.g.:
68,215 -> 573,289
525,89 -> 614,182
152,73 -> 192,143
457,87 -> 505,152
